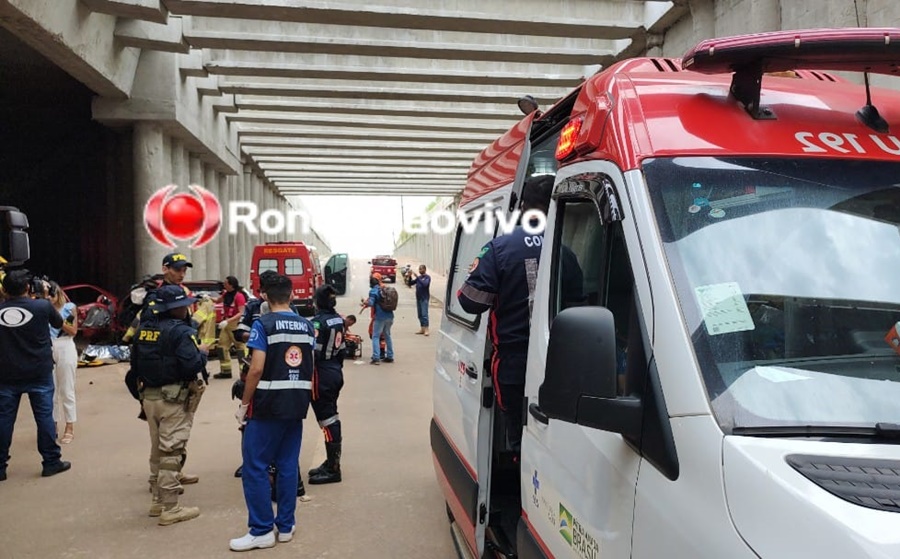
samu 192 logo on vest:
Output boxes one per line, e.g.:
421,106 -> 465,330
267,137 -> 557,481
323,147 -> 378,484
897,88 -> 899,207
285,345 -> 302,367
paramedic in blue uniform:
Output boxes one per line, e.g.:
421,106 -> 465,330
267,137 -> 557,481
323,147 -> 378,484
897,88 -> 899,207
457,175 -> 554,453
230,274 -> 314,552
307,284 -> 346,485
231,270 -> 307,498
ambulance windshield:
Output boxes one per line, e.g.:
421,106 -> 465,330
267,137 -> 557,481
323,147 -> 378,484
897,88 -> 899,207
644,157 -> 900,432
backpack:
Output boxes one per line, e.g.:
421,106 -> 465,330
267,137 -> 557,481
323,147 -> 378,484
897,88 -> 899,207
379,285 -> 398,312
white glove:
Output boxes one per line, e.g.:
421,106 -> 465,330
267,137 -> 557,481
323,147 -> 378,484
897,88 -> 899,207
218,320 -> 229,330
235,403 -> 249,426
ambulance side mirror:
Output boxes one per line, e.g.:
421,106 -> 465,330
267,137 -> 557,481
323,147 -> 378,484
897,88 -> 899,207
540,307 -> 618,421
539,307 -> 643,440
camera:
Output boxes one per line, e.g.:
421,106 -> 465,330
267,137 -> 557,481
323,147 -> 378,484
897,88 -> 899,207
26,272 -> 53,298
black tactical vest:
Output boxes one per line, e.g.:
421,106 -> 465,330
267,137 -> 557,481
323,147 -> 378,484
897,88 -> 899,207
252,311 -> 314,420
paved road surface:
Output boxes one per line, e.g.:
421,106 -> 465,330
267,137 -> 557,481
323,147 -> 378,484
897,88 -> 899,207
1,259 -> 457,559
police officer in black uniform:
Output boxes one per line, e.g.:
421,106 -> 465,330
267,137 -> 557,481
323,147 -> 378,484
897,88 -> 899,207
307,284 -> 346,485
457,175 -> 554,453
132,285 -> 209,526
230,274 -> 315,551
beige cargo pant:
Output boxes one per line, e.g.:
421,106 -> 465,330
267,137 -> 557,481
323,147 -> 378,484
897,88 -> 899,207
143,385 -> 192,507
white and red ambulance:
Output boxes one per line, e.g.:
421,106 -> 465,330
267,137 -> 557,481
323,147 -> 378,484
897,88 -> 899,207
432,28 -> 900,559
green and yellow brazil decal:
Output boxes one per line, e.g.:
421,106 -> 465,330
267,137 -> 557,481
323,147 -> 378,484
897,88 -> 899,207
559,503 -> 574,545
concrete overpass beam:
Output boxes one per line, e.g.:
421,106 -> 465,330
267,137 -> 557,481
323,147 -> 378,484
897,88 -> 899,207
165,0 -> 647,39
178,49 -> 208,78
192,75 -> 222,97
232,96 -> 523,120
203,50 -> 584,87
0,0 -> 140,97
212,94 -> 238,113
182,17 -> 617,65
247,152 -> 475,162
79,0 -> 168,24
229,112 -> 513,134
115,15 -> 190,53
239,138 -> 486,151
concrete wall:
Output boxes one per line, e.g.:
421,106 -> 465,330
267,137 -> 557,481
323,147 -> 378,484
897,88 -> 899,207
394,198 -> 456,277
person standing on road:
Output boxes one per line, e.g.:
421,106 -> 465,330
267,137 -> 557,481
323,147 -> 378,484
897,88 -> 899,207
361,273 -> 394,365
132,285 -> 209,526
410,265 -> 431,336
213,275 -> 248,380
0,271 -> 69,481
49,282 -> 78,444
231,270 -> 307,498
231,274 -> 314,551
307,284 -> 346,485
457,175 -> 554,453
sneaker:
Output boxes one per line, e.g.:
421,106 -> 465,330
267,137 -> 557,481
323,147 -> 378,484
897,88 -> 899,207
382,357 -> 394,363
230,531 -> 276,551
41,461 -> 71,477
178,472 -> 199,485
158,504 -> 200,526
277,526 -> 296,543
369,359 -> 380,365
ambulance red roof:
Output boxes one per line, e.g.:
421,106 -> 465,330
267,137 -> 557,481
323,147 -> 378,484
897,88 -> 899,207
462,28 -> 900,206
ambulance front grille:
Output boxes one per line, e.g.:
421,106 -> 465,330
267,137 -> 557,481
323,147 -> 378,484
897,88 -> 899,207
787,454 -> 900,513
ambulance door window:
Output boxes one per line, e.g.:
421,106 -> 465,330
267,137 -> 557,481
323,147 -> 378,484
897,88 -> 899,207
525,130 -> 561,181
551,198 -> 636,395
284,258 -> 305,275
258,258 -> 279,274
446,216 -> 495,328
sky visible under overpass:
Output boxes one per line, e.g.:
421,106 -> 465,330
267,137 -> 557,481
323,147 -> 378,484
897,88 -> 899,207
82,0 -> 688,253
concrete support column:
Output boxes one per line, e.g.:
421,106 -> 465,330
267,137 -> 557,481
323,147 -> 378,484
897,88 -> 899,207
188,155 -> 206,278
264,181 -> 273,244
218,173 -> 231,279
169,141 -> 191,267
241,167 -> 253,284
133,122 -> 170,276
203,163 -> 220,281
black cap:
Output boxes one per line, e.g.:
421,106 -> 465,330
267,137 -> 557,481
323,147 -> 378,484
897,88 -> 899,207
155,284 -> 197,311
162,252 -> 192,270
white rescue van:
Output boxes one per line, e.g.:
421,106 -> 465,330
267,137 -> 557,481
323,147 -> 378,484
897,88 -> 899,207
431,28 -> 900,559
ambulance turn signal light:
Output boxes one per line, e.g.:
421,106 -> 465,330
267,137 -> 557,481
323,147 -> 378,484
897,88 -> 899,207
556,117 -> 583,161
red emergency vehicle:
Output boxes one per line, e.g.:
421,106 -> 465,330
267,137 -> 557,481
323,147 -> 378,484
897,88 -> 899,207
433,29 -> 900,559
250,241 -> 321,316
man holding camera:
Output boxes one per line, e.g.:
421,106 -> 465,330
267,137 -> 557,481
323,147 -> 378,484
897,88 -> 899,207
0,270 -> 69,481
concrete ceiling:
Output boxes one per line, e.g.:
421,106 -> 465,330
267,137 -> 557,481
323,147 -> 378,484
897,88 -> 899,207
83,0 -> 688,196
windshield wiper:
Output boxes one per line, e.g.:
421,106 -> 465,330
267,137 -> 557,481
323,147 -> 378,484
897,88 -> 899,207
732,423 -> 900,440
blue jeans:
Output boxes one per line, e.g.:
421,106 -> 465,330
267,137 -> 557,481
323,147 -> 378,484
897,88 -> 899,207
371,318 -> 394,361
0,375 -> 62,471
416,298 -> 429,328
241,417 -> 303,536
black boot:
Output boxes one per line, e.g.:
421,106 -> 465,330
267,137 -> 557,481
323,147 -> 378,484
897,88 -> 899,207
308,442 -> 341,484
297,472 -> 306,497
308,459 -> 328,478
